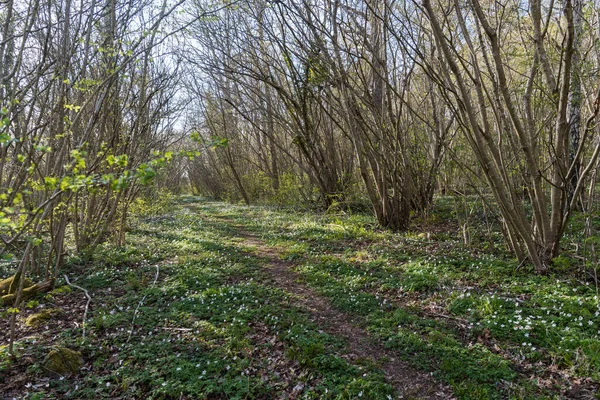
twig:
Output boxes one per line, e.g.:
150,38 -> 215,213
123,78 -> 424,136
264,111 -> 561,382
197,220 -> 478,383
127,265 -> 159,343
515,257 -> 529,271
63,274 -> 92,340
161,327 -> 193,332
425,311 -> 470,326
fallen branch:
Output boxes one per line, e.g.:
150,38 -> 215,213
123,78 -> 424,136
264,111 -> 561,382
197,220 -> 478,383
127,265 -> 160,343
161,327 -> 193,332
63,274 -> 92,340
424,311 -> 470,326
0,274 -> 31,296
2,279 -> 54,306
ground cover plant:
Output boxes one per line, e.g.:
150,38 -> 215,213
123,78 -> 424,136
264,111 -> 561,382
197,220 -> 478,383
189,198 -> 600,399
3,197 -> 598,399
1,198 -> 399,399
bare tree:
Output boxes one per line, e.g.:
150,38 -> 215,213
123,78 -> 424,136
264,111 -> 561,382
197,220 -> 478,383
420,0 -> 600,272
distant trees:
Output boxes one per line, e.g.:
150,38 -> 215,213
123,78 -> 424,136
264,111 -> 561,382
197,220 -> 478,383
184,0 -> 452,230
182,0 -> 600,272
310,0 -> 452,229
184,2 -> 356,207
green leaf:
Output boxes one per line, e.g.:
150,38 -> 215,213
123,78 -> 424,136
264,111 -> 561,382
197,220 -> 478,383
208,136 -> 229,148
44,176 -> 58,190
136,164 -> 156,185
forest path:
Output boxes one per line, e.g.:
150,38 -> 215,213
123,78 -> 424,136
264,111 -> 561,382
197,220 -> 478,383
211,215 -> 454,400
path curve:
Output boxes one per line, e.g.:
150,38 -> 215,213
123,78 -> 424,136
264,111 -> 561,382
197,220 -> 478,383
234,229 -> 454,400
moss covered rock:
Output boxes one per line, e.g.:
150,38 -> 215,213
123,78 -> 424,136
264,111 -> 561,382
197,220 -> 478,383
25,308 -> 62,327
43,347 -> 83,375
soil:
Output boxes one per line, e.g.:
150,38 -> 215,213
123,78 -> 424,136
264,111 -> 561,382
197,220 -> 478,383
233,228 -> 455,399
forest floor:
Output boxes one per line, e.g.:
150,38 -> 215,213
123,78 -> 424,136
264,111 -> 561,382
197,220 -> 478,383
1,197 -> 600,399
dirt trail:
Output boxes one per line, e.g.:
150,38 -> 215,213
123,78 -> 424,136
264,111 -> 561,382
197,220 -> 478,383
232,229 -> 454,400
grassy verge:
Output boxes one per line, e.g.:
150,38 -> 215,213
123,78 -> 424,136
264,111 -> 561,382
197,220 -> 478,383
1,201 -> 394,399
192,198 -> 600,399
2,196 -> 599,399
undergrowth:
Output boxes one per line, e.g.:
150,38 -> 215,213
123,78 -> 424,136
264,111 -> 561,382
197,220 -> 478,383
2,196 -> 599,399
191,197 -> 600,399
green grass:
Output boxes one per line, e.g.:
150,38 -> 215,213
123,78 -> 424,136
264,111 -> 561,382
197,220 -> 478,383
2,196 -> 599,399
1,198 -> 395,400
189,198 -> 600,399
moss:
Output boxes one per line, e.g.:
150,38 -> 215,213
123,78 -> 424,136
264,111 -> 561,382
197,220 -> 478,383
0,275 -> 33,296
43,347 -> 83,375
2,285 -> 38,305
1,279 -> 54,306
25,308 -> 62,327
50,285 -> 72,295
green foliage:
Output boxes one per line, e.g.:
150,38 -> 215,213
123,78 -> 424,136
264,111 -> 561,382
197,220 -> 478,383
0,107 -> 14,146
129,188 -> 176,218
12,199 -> 396,399
273,173 -> 307,206
190,131 -> 229,148
8,198 -> 600,400
185,199 -> 600,398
